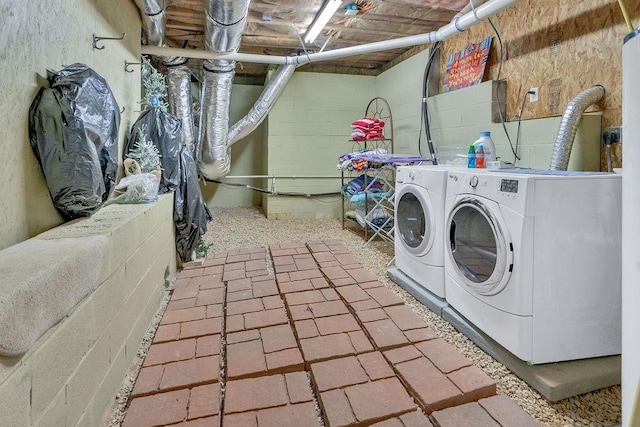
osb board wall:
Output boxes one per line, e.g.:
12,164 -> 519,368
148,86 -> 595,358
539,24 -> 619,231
440,0 -> 640,128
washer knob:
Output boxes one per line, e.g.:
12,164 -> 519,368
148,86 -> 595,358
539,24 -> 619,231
470,176 -> 479,188
409,170 -> 416,180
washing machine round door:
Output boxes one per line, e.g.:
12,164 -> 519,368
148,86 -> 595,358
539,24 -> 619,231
447,196 -> 512,295
396,185 -> 435,256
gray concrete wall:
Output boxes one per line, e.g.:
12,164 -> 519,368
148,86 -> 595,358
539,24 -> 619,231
0,0 -> 142,251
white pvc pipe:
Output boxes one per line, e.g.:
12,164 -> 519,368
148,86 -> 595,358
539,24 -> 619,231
142,0 -> 521,65
622,28 -> 640,427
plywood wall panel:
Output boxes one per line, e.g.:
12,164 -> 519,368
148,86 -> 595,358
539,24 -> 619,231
440,0 -> 639,127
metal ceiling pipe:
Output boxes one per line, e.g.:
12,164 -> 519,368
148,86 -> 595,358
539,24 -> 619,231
141,0 -> 522,64
228,64 -> 296,146
166,64 -> 197,158
549,85 -> 605,171
133,0 -> 166,46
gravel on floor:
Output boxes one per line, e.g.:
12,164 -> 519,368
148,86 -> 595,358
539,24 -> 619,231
202,206 -> 621,427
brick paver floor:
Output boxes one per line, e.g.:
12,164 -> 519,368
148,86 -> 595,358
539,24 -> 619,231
122,240 -> 540,427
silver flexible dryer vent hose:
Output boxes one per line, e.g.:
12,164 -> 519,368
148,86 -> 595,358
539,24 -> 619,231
549,85 -> 605,171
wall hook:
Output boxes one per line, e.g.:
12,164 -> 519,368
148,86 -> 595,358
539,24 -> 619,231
124,60 -> 143,73
120,106 -> 126,114
93,33 -> 126,50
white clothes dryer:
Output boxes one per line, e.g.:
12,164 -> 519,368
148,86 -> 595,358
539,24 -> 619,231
394,165 -> 465,298
444,169 -> 622,364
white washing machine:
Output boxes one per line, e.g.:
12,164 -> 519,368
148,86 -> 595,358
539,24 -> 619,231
394,165 -> 464,298
444,169 -> 622,364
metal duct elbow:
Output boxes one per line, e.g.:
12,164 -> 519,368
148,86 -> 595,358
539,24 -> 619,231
204,0 -> 251,53
549,85 -> 605,171
134,0 -> 166,46
166,64 -> 197,158
199,61 -> 235,180
228,64 -> 296,146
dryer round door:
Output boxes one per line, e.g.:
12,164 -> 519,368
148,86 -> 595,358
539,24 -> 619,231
395,184 -> 435,256
446,196 -> 513,295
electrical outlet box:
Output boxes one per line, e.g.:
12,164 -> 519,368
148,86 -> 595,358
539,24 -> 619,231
603,126 -> 623,144
529,87 -> 539,103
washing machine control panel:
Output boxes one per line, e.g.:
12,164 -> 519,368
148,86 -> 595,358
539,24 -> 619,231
500,179 -> 519,193
496,179 -> 519,199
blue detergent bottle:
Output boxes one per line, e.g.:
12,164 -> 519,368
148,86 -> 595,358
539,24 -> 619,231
467,145 -> 476,168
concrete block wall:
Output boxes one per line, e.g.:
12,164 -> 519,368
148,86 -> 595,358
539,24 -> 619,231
427,81 -> 603,171
0,0 -> 142,251
0,194 -> 176,426
264,72 -> 375,219
375,49 -> 432,155
248,49 -> 602,218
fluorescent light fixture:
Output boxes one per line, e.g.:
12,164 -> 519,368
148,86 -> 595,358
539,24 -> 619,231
304,0 -> 342,44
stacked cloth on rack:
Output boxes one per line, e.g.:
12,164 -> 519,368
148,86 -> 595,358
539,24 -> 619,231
341,174 -> 384,197
351,117 -> 385,140
337,148 -> 387,171
341,174 -> 390,228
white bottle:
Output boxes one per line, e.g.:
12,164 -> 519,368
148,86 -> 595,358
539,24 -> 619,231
473,131 -> 496,162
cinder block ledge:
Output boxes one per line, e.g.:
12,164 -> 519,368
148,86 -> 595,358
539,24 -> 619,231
0,235 -> 107,356
0,194 -> 176,426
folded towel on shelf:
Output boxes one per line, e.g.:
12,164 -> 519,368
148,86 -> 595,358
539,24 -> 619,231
350,117 -> 385,140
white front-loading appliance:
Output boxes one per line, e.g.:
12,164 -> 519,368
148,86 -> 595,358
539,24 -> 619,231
444,169 -> 622,364
394,165 -> 457,298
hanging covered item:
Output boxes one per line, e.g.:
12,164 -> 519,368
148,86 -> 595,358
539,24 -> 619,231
124,108 -> 182,194
175,146 -> 212,262
125,106 -> 210,262
28,63 -> 120,219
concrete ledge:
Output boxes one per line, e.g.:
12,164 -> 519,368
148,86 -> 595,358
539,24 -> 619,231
0,194 -> 177,426
0,236 -> 107,356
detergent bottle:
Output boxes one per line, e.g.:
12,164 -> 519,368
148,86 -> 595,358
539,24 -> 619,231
476,144 -> 485,168
473,131 -> 496,161
467,145 -> 476,168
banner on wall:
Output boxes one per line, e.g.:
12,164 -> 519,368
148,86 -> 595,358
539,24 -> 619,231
442,36 -> 493,92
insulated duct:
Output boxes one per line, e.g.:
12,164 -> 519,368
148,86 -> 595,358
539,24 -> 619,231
199,62 -> 235,180
204,0 -> 251,53
166,64 -> 197,158
198,0 -> 252,179
228,64 -> 296,146
549,85 -> 605,171
133,0 -> 166,46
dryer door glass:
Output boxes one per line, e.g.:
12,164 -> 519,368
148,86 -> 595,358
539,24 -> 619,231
450,205 -> 497,283
397,192 -> 425,248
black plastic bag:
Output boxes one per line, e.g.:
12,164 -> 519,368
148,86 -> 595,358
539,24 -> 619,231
125,106 -> 209,261
124,108 -> 181,194
28,63 -> 120,219
175,147 -> 212,262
